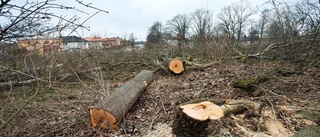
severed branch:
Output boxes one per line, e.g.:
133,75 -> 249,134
0,65 -> 103,88
89,70 -> 154,130
231,38 -> 320,61
0,0 -> 109,41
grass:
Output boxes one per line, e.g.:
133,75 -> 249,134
0,84 -> 57,102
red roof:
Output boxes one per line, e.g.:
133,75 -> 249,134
83,36 -> 103,42
172,35 -> 182,40
83,36 -> 120,42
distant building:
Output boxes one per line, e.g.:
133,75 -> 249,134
134,41 -> 145,49
15,36 -> 126,55
103,37 -> 121,47
83,36 -> 123,49
168,35 -> 182,46
61,36 -> 89,50
83,36 -> 103,49
17,38 -> 63,55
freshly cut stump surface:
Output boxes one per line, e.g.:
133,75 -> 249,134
169,59 -> 184,74
173,101 -> 224,137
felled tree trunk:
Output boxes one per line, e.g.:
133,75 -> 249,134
172,100 -> 224,137
89,70 -> 154,130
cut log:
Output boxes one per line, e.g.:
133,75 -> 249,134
169,59 -> 185,74
157,58 -> 220,75
173,101 -> 224,137
161,59 -> 185,75
89,70 -> 154,130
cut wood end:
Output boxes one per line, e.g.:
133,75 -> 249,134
144,80 -> 147,87
89,108 -> 119,130
169,59 -> 185,74
180,101 -> 224,121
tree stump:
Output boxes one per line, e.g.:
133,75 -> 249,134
89,70 -> 154,130
162,59 -> 185,75
172,101 -> 224,137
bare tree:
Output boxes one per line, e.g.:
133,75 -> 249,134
190,9 -> 213,42
0,0 -> 108,42
218,0 -> 253,45
166,14 -> 190,41
237,0 -> 320,60
128,32 -> 136,46
295,0 -> 320,35
266,0 -> 300,42
0,0 -> 108,131
256,9 -> 270,39
248,26 -> 259,42
146,21 -> 165,44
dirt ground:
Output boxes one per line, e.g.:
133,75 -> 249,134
1,61 -> 319,137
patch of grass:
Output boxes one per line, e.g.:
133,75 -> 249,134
0,84 -> 58,102
296,110 -> 320,121
36,89 -> 57,102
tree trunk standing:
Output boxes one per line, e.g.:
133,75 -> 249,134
89,70 -> 154,130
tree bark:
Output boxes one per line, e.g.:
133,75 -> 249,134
173,107 -> 212,137
172,99 -> 225,137
89,70 -> 154,130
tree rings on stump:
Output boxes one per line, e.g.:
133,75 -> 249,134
89,108 -> 119,130
173,101 -> 224,137
169,59 -> 185,74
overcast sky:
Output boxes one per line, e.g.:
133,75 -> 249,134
67,0 -> 267,41
7,0 -> 298,41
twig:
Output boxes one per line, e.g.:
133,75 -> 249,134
75,0 -> 109,14
278,112 -> 295,132
66,11 -> 100,36
0,66 -> 103,88
146,109 -> 161,137
254,85 -> 292,102
265,98 -> 277,118
148,114 -> 159,137
234,122 -> 271,137
157,94 -> 167,115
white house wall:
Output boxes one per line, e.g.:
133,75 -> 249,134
63,42 -> 89,50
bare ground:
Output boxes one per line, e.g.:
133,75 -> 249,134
1,61 -> 319,136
